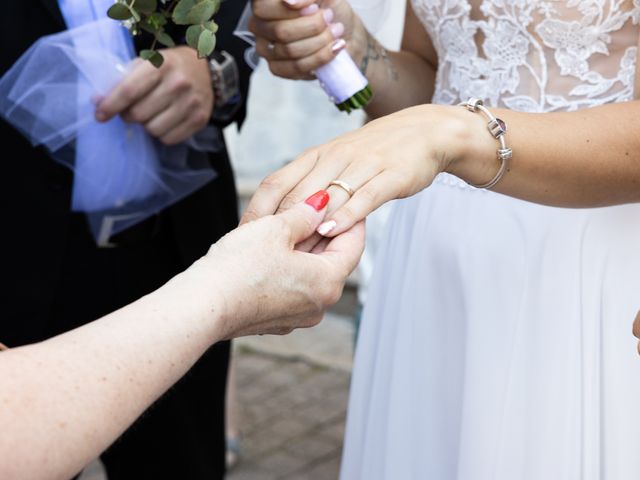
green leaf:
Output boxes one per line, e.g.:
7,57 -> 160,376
155,31 -> 176,48
107,3 -> 133,20
204,20 -> 218,33
186,25 -> 202,49
197,29 -> 216,58
134,0 -> 157,13
172,0 -> 196,25
141,49 -> 165,68
186,0 -> 217,24
148,12 -> 167,28
209,0 -> 222,15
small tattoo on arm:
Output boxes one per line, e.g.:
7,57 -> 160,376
359,31 -> 399,81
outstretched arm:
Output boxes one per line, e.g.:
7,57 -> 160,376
0,195 -> 365,480
243,100 -> 640,235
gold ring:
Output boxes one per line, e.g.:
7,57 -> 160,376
329,180 -> 355,197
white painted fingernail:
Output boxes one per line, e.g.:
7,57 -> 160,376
330,22 -> 345,39
300,4 -> 319,15
282,0 -> 298,5
331,38 -> 346,53
317,220 -> 337,236
323,8 -> 334,25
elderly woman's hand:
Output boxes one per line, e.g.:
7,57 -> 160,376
190,190 -> 365,339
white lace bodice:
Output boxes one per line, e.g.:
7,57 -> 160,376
411,0 -> 640,112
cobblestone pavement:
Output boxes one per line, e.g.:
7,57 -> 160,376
226,349 -> 351,480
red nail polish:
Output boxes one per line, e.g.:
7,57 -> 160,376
305,190 -> 330,211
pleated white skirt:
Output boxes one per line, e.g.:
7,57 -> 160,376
341,176 -> 640,480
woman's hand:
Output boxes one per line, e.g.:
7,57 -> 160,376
242,104 -> 490,237
191,191 -> 365,339
249,0 -> 366,79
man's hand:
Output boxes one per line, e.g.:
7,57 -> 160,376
95,46 -> 214,145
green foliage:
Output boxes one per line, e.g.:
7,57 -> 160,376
140,49 -> 164,67
336,85 -> 374,113
197,29 -> 216,57
106,0 -> 221,67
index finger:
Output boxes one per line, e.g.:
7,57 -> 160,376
95,60 -> 162,122
241,149 -> 319,225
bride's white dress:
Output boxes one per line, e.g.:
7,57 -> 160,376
341,2 -> 640,479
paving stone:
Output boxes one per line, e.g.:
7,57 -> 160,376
288,457 -> 342,480
256,450 -> 309,477
231,346 -> 353,479
283,435 -> 340,462
316,418 -> 347,444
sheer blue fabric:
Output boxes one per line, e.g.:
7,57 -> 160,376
0,6 -> 220,244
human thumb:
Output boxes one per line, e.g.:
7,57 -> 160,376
278,190 -> 330,245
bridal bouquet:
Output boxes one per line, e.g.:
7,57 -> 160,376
107,0 -> 372,112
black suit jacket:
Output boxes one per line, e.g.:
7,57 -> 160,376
0,0 -> 251,346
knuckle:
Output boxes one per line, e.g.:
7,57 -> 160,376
247,16 -> 259,33
119,85 -> 137,104
145,124 -> 160,137
310,16 -> 326,35
293,59 -> 308,75
268,62 -> 286,77
270,215 -> 291,236
322,29 -> 335,45
320,282 -> 343,306
127,107 -> 144,123
308,313 -> 323,327
171,74 -> 190,93
281,42 -> 298,58
318,47 -> 335,64
197,110 -> 210,126
241,208 -> 259,224
337,204 -> 357,224
259,173 -> 282,190
259,173 -> 284,192
357,185 -> 380,205
278,194 -> 300,212
273,23 -> 292,42
250,3 -> 269,20
190,109 -> 209,128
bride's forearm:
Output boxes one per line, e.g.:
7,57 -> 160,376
348,14 -> 436,118
447,100 -> 640,207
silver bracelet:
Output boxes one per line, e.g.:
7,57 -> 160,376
459,98 -> 512,189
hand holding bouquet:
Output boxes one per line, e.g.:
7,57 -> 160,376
108,0 -> 372,112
